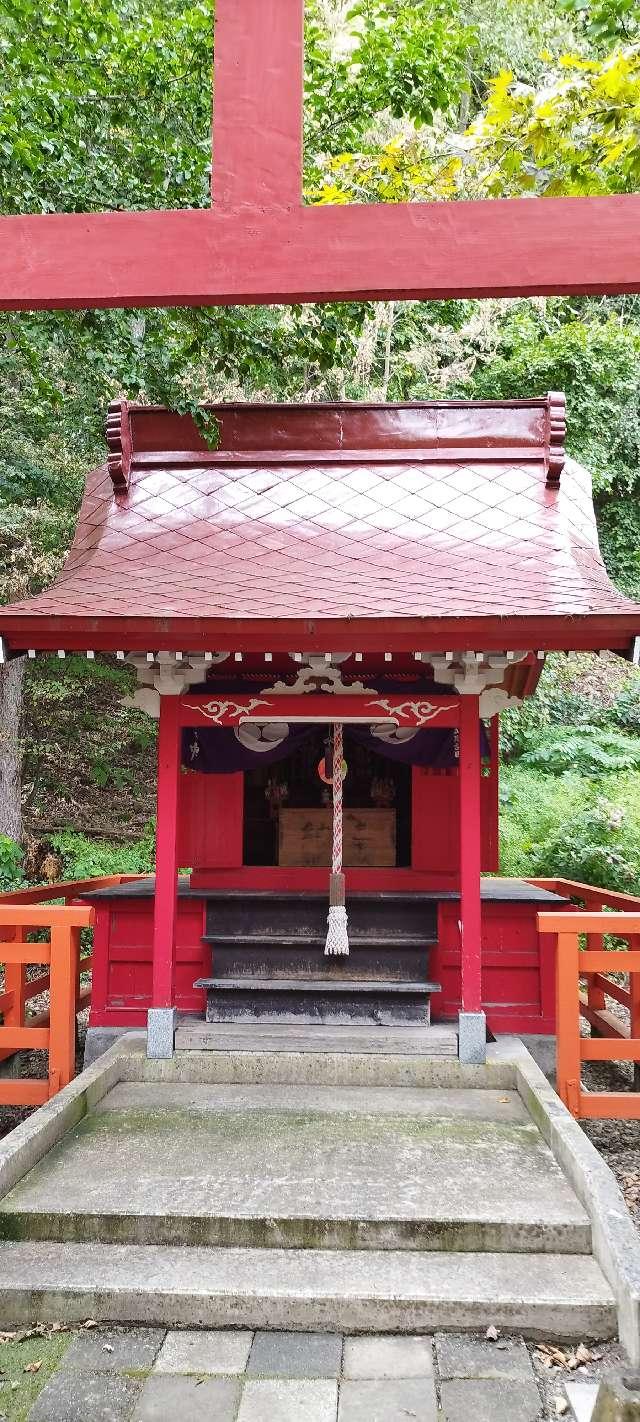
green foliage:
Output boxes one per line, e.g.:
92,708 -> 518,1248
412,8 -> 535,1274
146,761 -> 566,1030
453,305 -> 640,495
0,0 -> 214,215
499,767 -> 640,893
530,797 -> 640,892
51,825 -> 156,879
519,725 -> 640,775
0,835 -> 24,891
305,0 -> 475,156
597,496 -> 640,598
560,0 -> 639,48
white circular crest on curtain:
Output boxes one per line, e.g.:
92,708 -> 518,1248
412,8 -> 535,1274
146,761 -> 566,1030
370,723 -> 419,744
234,723 -> 290,752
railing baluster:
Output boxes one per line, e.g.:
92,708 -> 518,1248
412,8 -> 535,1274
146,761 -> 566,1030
556,931 -> 582,1115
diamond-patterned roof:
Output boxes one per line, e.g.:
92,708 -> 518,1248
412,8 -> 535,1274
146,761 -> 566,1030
1,398 -> 638,653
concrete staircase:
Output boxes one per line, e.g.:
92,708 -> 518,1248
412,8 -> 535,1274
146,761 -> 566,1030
0,1057 -> 617,1338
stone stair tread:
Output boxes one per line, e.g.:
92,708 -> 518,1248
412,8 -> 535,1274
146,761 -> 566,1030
202,934 -> 436,947
195,977 -> 440,994
0,1242 -> 616,1336
173,1020 -> 457,1055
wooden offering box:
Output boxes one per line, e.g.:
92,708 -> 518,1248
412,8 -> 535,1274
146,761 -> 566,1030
278,808 -> 396,868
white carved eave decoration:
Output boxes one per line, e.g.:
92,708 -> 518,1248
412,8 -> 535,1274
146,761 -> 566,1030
266,655 -> 376,696
367,698 -> 452,727
478,688 -> 523,717
124,651 -> 230,716
421,650 -> 529,695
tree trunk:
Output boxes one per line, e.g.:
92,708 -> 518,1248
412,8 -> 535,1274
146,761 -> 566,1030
0,658 -> 24,841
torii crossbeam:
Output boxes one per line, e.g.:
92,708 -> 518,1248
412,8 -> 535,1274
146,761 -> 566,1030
1,0 -> 639,310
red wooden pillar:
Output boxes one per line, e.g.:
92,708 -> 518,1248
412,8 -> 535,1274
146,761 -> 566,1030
149,694 -> 182,1056
458,693 -> 485,1060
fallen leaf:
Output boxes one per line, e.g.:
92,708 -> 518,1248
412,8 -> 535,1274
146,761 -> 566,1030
575,1343 -> 593,1365
23,1361 -> 42,1374
565,1353 -> 579,1371
82,1320 -> 98,1330
485,1326 -> 499,1341
499,1097 -> 510,1103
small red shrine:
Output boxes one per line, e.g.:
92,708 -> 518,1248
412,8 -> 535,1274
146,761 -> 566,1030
1,392 -> 639,1062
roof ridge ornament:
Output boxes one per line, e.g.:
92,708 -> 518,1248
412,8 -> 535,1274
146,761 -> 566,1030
546,390 -> 566,488
106,398 -> 132,492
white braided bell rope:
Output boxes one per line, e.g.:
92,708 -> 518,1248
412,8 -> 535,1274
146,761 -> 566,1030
324,722 -> 349,956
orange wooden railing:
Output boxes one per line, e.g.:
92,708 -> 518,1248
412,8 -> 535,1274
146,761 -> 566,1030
0,876 -> 146,1106
0,904 -> 95,1106
538,908 -> 640,1120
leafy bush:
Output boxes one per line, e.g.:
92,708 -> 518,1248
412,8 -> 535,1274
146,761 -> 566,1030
518,726 -> 640,776
533,799 -> 640,894
499,768 -> 640,893
50,826 -> 156,881
501,654 -> 640,757
0,836 -> 24,892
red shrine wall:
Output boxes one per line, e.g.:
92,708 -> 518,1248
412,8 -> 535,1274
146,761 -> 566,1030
179,765 -> 499,890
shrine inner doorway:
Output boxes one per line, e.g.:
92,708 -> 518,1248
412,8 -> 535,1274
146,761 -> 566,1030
243,728 -> 412,870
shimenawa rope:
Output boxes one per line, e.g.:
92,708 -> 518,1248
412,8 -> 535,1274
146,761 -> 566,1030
324,722 -> 349,956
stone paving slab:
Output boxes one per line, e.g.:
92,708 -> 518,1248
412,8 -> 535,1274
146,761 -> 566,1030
237,1378 -> 339,1420
59,1326 -> 164,1374
132,1374 -> 241,1421
436,1331 -> 533,1380
440,1377 -> 544,1422
343,1334 -> 433,1378
247,1330 -> 343,1378
27,1368 -> 143,1422
153,1327 -> 252,1374
338,1377 -> 438,1420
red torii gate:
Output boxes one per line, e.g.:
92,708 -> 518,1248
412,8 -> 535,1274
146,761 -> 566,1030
1,1 -> 639,1062
0,0 -> 639,311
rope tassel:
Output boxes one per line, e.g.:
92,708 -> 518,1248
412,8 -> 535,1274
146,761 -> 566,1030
324,722 -> 349,957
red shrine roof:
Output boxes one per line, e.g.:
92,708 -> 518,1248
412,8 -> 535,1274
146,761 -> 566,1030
1,396 -> 638,656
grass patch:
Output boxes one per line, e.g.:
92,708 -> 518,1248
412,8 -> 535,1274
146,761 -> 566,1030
0,1330 -> 74,1421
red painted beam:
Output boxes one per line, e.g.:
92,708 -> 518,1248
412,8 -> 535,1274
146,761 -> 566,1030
1,195 -> 640,311
177,692 -> 460,729
213,0 -> 303,210
1,612 -> 637,655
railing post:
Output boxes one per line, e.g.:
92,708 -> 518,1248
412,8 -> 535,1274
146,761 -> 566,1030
3,929 -> 28,1034
631,935 -> 640,1093
48,923 -> 79,1094
556,930 -> 582,1115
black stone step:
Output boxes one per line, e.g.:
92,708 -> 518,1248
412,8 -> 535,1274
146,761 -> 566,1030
196,974 -> 439,1025
196,977 -> 440,995
205,895 -> 437,942
202,937 -> 433,983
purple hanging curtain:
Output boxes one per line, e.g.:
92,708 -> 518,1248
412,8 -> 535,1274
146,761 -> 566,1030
182,723 -> 488,774
180,676 -> 488,774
